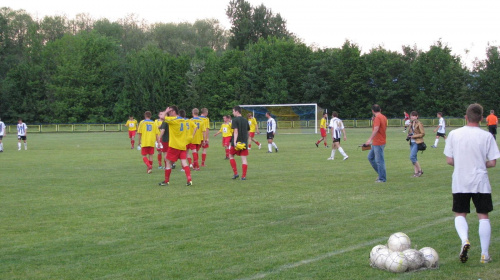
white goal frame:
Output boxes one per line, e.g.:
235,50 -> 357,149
240,103 -> 319,134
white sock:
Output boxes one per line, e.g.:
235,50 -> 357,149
479,219 -> 491,257
272,142 -> 278,149
434,138 -> 439,146
0,143 -> 3,150
18,142 -> 21,149
455,216 -> 469,245
338,147 -> 347,157
24,143 -> 27,150
330,149 -> 336,158
268,143 -> 272,152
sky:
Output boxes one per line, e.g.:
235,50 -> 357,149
3,0 -> 500,67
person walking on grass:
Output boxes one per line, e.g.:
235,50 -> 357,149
444,103 -> 500,264
486,110 -> 498,140
407,111 -> 425,177
327,111 -> 348,161
229,106 -> 250,180
365,104 -> 387,183
17,118 -> 28,151
315,112 -> 329,148
431,112 -> 446,148
266,112 -> 278,153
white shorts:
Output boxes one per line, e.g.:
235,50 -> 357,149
405,120 -> 411,126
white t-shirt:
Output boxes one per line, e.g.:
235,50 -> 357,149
329,117 -> 344,139
266,118 -> 276,133
444,126 -> 500,193
438,117 -> 446,134
0,121 -> 5,136
17,123 -> 27,136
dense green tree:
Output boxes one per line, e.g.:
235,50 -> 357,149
472,45 -> 500,112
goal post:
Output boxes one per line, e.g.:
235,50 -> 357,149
239,103 -> 324,134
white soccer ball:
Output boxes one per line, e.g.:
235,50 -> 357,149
419,247 -> 439,268
403,249 -> 425,271
385,251 -> 409,273
387,232 -> 411,252
373,247 -> 391,270
369,245 -> 388,267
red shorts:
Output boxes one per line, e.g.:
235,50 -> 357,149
128,130 -> 136,138
159,142 -> 169,153
202,142 -> 209,149
249,132 -> 255,138
141,146 -> 154,156
230,145 -> 249,156
222,136 -> 231,147
320,128 -> 327,137
188,143 -> 201,151
167,147 -> 187,162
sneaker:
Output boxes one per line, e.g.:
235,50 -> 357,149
18,148 -> 21,151
158,166 -> 163,170
375,179 -> 385,183
241,177 -> 246,180
131,146 -> 134,149
431,145 -> 437,148
481,255 -> 492,263
158,181 -> 169,186
460,240 -> 471,263
232,174 -> 239,180
180,168 -> 185,172
315,143 -> 319,148
172,163 -> 176,169
189,164 -> 193,169
343,156 -> 349,161
201,163 -> 206,167
147,167 -> 152,174
267,151 -> 272,153
327,157 -> 334,160
186,181 -> 192,186
258,144 -> 262,149
194,167 -> 201,171
275,148 -> 278,153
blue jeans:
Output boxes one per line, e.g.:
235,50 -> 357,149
410,142 -> 418,164
368,144 -> 386,182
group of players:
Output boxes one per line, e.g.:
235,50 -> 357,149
0,118 -> 29,152
124,106 -> 280,185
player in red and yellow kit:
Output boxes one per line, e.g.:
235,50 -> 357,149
214,115 -> 233,159
159,106 -> 193,186
155,111 -> 165,169
315,112 -> 328,148
125,115 -> 138,149
200,108 -> 210,166
247,113 -> 261,149
137,111 -> 160,174
189,108 -> 206,170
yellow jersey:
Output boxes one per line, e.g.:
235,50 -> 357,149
164,116 -> 188,150
200,116 -> 210,132
220,123 -> 233,137
125,119 -> 138,131
154,119 -> 163,129
320,118 -> 327,129
138,119 -> 159,147
248,117 -> 258,133
190,117 -> 206,144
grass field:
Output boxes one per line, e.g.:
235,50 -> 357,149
1,127 -> 499,279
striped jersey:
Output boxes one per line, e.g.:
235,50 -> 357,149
17,122 -> 27,136
0,121 -> 5,136
438,117 -> 446,134
138,119 -> 159,147
329,117 -> 344,139
266,117 -> 276,133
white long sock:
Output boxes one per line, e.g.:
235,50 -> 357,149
455,216 -> 469,245
434,138 -> 439,146
330,149 -> 336,159
24,143 -> 27,150
272,142 -> 278,149
479,219 -> 491,257
18,142 -> 21,150
268,143 -> 272,152
0,143 -> 3,150
338,147 -> 347,157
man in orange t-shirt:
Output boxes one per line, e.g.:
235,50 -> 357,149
365,104 -> 387,183
486,110 -> 498,140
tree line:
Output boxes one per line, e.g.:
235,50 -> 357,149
1,1 -> 499,124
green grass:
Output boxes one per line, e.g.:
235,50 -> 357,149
1,128 -> 499,279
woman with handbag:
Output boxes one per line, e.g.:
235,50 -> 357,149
407,111 -> 425,177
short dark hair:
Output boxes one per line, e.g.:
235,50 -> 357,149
466,103 -> 483,123
169,106 -> 179,115
372,104 -> 381,112
437,112 -> 443,117
233,106 -> 241,113
179,109 -> 186,118
144,111 -> 151,118
331,111 -> 338,118
410,111 -> 418,117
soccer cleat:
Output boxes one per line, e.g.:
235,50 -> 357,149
186,181 -> 192,186
267,151 -> 272,153
224,157 -> 229,160
248,147 -> 251,150
131,146 -> 134,149
189,164 -> 193,169
158,166 -> 163,170
201,163 -> 206,167
258,144 -> 262,149
431,145 -> 437,148
194,167 -> 201,171
275,148 -> 278,153
315,143 -> 319,148
325,145 -> 329,148
459,240 -> 471,263
172,163 -> 176,169
241,177 -> 246,180
481,255 -> 492,263
232,174 -> 239,179
158,181 -> 169,186
343,156 -> 349,161
147,167 -> 153,174
327,157 -> 334,160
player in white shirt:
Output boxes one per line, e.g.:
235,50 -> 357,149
327,111 -> 348,160
444,103 -> 500,264
17,118 -> 28,151
432,112 -> 446,148
265,112 -> 278,153
0,118 -> 6,152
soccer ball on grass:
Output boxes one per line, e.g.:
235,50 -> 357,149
387,232 -> 411,252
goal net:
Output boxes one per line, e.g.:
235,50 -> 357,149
240,103 -> 324,134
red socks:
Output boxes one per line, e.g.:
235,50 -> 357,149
193,152 -> 199,168
164,168 -> 172,182
183,166 -> 192,181
157,153 -> 162,166
143,157 -> 152,168
242,164 -> 248,178
202,154 -> 206,165
230,159 -> 238,175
